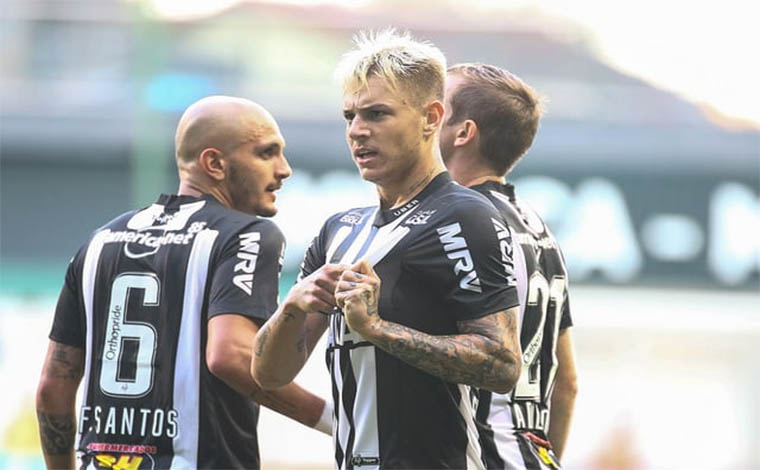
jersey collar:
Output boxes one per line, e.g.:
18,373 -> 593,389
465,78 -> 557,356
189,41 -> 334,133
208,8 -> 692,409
374,171 -> 452,226
471,180 -> 516,202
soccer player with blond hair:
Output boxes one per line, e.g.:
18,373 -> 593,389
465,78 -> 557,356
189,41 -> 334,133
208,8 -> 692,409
253,30 -> 523,469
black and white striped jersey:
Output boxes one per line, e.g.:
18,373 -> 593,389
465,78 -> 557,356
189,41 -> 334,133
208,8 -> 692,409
299,172 -> 519,470
471,182 -> 573,470
49,193 -> 285,470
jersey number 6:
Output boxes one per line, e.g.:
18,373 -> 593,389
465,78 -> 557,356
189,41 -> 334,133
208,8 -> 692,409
99,272 -> 160,398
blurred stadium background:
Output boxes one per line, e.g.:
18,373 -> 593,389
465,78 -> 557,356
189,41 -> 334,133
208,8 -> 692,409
1,0 -> 758,468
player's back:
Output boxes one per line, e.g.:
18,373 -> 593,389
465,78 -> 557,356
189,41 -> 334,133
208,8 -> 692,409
469,181 -> 573,470
51,194 -> 283,469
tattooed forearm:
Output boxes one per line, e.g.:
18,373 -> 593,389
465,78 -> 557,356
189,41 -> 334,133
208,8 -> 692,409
48,343 -> 85,381
37,411 -> 76,455
254,327 -> 270,357
367,310 -> 521,392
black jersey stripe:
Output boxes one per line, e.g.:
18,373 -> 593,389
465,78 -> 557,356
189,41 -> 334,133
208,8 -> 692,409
340,345 -> 359,469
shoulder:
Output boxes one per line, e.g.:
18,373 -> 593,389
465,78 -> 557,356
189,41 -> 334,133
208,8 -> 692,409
431,181 -> 501,224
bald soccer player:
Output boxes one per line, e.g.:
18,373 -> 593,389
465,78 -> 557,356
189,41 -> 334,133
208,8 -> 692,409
36,96 -> 332,470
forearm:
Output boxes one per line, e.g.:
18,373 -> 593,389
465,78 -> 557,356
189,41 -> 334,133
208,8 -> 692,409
548,388 -> 576,459
252,306 -> 310,388
36,341 -> 83,469
364,319 -> 521,393
212,333 -> 327,430
36,407 -> 77,470
249,382 -> 327,429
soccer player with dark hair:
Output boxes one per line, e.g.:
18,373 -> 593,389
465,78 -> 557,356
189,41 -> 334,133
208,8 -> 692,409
440,63 -> 579,469
35,96 -> 332,470
252,30 -> 523,470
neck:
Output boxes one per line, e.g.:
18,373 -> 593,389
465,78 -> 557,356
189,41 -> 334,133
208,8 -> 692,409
376,157 -> 445,210
446,152 -> 503,187
177,177 -> 232,208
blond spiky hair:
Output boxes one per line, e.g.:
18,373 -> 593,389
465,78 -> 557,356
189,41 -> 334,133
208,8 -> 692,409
335,28 -> 447,107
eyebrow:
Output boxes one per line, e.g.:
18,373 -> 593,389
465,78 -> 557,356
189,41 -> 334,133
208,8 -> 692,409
255,140 -> 284,152
343,103 -> 394,112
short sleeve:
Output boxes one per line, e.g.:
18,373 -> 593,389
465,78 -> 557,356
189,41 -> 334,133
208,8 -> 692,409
557,247 -> 573,330
49,251 -> 86,348
297,222 -> 329,281
207,220 -> 285,324
434,199 -> 519,321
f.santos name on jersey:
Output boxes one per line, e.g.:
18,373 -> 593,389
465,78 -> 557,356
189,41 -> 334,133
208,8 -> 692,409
79,406 -> 178,439
233,232 -> 260,295
436,222 -> 482,293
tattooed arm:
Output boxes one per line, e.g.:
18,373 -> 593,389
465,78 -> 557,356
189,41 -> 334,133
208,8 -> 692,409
207,314 -> 331,434
336,260 -> 522,393
252,264 -> 346,389
36,341 -> 84,469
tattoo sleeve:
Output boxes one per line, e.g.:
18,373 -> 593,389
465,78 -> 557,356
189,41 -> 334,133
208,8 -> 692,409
37,411 -> 76,455
366,309 -> 521,392
37,342 -> 84,467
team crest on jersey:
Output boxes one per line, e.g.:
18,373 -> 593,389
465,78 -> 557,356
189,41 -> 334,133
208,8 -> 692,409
405,210 -> 436,225
233,232 -> 260,295
436,222 -> 482,293
339,212 -> 364,225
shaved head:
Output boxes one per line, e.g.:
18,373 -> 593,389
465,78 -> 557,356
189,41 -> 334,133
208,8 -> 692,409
175,95 -> 278,163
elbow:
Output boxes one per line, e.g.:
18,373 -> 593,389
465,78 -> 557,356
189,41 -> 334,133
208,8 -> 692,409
488,358 -> 522,395
251,364 -> 288,390
206,347 -> 239,385
36,376 -> 75,411
558,371 -> 579,400
36,378 -> 55,410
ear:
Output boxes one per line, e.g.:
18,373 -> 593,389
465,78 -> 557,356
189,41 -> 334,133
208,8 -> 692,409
198,148 -> 226,181
422,100 -> 444,138
453,120 -> 478,148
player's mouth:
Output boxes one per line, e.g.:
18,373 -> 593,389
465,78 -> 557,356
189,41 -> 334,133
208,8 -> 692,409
353,148 -> 379,165
265,183 -> 282,197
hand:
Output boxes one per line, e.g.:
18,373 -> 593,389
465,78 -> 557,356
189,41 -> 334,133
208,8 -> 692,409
335,260 -> 382,335
282,264 -> 348,315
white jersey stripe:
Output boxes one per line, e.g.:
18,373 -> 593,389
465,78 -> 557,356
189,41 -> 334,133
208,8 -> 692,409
170,229 -> 218,469
326,225 -> 353,264
348,342 -> 380,470
339,209 -> 378,265
457,384 -> 485,470
76,229 -> 109,453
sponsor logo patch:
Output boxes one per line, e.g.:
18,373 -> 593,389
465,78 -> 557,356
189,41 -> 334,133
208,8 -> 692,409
436,222 -> 482,293
233,232 -> 260,295
339,212 -> 364,225
405,210 -> 436,225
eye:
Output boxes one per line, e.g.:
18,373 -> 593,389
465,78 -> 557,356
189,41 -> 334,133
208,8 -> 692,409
343,111 -> 355,123
259,145 -> 279,158
368,110 -> 385,120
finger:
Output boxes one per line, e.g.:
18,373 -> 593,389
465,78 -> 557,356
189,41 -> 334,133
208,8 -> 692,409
311,288 -> 337,309
335,279 -> 359,294
323,263 -> 350,280
355,259 -> 377,277
314,273 -> 340,293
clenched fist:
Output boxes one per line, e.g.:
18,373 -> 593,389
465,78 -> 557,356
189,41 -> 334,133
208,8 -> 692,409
335,260 -> 382,335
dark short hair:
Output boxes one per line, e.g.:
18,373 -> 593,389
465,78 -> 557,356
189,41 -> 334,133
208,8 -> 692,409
447,63 -> 543,175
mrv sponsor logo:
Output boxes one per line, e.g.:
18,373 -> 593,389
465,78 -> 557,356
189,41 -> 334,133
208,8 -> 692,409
491,217 -> 517,286
233,232 -> 260,295
436,222 -> 482,293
